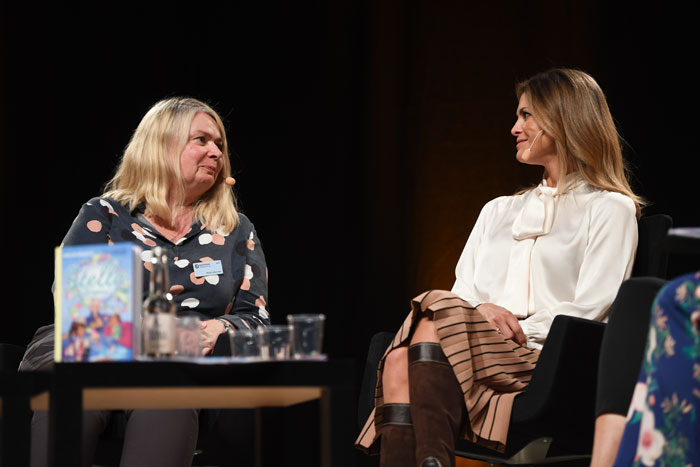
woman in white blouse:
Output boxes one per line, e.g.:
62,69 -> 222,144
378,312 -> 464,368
355,69 -> 643,467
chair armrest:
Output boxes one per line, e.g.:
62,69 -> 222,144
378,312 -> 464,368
511,315 -> 605,424
358,317 -> 607,429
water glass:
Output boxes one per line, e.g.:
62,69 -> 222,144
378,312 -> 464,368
176,316 -> 201,357
287,314 -> 325,359
258,325 -> 293,360
229,329 -> 261,360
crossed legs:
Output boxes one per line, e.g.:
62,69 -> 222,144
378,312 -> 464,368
381,317 -> 464,467
382,317 -> 439,402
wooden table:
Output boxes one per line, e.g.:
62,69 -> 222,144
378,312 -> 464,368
38,358 -> 354,467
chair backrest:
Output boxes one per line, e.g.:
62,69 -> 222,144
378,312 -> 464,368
632,214 -> 673,279
357,331 -> 394,428
0,343 -> 26,371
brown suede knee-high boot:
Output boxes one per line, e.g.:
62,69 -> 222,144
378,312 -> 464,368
379,403 -> 416,467
408,343 -> 465,467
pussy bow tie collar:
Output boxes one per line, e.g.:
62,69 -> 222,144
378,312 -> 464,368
511,184 -> 558,241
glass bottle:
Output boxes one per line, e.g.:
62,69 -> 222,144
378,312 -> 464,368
143,246 -> 176,357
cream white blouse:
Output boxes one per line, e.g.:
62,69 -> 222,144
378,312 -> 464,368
451,181 -> 638,349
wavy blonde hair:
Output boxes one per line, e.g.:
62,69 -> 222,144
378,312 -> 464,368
103,97 -> 239,233
516,68 -> 643,218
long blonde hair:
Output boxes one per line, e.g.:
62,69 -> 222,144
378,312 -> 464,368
103,97 -> 239,233
516,69 -> 643,218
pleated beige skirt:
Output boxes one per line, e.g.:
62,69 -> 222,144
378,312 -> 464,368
355,290 -> 540,454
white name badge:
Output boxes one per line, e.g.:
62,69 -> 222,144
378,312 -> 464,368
193,260 -> 223,277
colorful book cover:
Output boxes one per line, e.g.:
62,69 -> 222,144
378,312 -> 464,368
54,242 -> 143,362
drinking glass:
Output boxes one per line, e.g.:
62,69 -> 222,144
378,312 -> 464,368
286,314 -> 325,359
258,325 -> 293,360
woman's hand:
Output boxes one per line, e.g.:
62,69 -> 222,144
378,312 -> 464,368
200,319 -> 226,355
475,303 -> 527,346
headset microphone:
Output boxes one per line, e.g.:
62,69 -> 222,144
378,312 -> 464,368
527,130 -> 544,151
225,177 -> 236,186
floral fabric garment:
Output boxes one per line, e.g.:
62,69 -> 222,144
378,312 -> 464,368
62,197 -> 270,331
614,271 -> 700,466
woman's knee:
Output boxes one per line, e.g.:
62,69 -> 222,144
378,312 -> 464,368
30,410 -> 111,467
383,347 -> 409,402
410,317 -> 439,345
121,409 -> 199,467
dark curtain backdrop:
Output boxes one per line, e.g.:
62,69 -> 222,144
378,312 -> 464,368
1,2 -> 696,458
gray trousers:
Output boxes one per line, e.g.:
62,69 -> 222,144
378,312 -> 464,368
30,408 -> 199,467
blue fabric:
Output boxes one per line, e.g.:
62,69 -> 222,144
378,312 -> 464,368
614,272 -> 700,466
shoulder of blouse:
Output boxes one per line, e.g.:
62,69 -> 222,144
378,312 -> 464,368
236,211 -> 253,228
586,189 -> 636,218
221,212 -> 263,245
83,196 -> 108,208
484,194 -> 518,209
77,197 -> 128,216
230,212 -> 254,237
87,196 -> 131,212
481,191 -> 531,216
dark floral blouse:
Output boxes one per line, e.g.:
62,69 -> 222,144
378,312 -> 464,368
614,271 -> 700,466
62,197 -> 270,330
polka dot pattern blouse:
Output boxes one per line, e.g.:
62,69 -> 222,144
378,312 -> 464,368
62,197 -> 270,330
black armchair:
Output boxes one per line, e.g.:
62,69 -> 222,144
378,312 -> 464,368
357,214 -> 673,465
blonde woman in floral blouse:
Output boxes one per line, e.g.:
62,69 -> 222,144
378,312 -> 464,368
24,97 -> 270,467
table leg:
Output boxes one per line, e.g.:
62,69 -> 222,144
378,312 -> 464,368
256,407 -> 286,467
321,382 -> 355,467
49,366 -> 82,467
